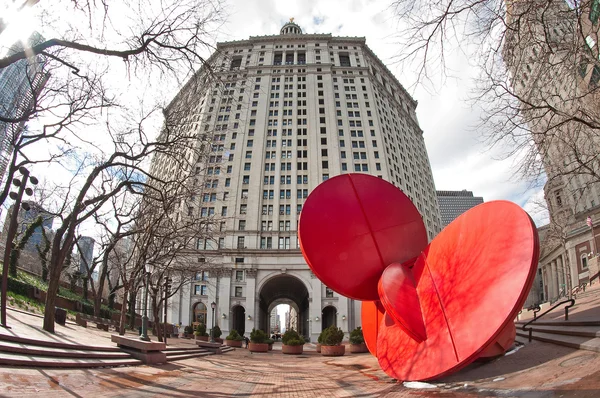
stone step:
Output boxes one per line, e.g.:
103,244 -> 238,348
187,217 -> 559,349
519,325 -> 600,338
0,333 -> 120,352
514,335 -> 530,345
166,352 -> 214,362
221,346 -> 235,353
0,341 -> 131,359
0,352 -> 142,368
515,320 -> 600,327
165,348 -> 210,356
515,330 -> 600,352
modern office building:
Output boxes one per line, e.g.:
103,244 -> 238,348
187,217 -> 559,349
503,1 -> 600,301
436,190 -> 484,228
77,236 -> 95,276
155,20 -> 442,341
0,32 -> 48,184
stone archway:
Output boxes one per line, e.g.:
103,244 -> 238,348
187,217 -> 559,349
322,305 -> 337,330
231,305 -> 245,335
192,302 -> 207,327
257,274 -> 310,338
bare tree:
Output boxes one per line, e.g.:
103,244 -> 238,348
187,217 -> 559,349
391,0 -> 600,205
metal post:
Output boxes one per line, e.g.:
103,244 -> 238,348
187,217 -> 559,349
140,271 -> 150,341
1,170 -> 29,328
163,277 -> 170,345
210,305 -> 215,343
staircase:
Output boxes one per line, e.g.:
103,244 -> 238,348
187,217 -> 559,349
0,334 -> 142,368
164,344 -> 235,362
515,320 -> 600,352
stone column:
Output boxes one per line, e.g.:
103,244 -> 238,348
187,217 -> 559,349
179,280 -> 191,327
217,268 -> 232,333
310,272 -> 322,342
245,268 -> 258,336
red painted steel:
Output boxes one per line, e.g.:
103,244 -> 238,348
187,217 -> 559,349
361,300 -> 385,356
298,174 -> 427,301
299,174 -> 539,381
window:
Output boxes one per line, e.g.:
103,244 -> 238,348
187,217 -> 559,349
235,286 -> 243,297
235,270 -> 244,281
582,254 -> 589,269
237,236 -> 245,249
325,287 -> 334,298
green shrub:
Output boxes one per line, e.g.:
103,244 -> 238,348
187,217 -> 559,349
195,323 -> 208,336
7,277 -> 31,296
184,325 -> 194,335
211,325 -> 222,338
320,325 -> 344,346
349,327 -> 365,345
282,329 -> 305,346
250,328 -> 267,343
226,329 -> 244,341
265,338 -> 274,345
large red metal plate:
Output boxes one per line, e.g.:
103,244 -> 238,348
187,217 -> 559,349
361,300 -> 385,356
376,201 -> 539,381
299,174 -> 427,300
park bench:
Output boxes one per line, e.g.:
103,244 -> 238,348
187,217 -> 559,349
77,313 -> 119,331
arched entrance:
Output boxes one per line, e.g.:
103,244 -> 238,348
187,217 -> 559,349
231,305 -> 245,335
193,302 -> 207,327
322,305 -> 337,330
258,274 -> 310,338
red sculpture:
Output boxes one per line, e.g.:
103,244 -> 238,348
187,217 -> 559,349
299,174 -> 539,381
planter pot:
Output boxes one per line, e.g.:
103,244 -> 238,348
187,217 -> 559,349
321,345 -> 345,357
214,338 -> 223,344
316,343 -> 321,353
349,343 -> 369,353
282,344 -> 304,355
195,335 -> 209,341
225,339 -> 243,348
248,342 -> 269,353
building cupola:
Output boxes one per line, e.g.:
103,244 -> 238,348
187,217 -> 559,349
280,18 -> 302,35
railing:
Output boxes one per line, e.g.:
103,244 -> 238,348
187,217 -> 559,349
521,298 -> 575,342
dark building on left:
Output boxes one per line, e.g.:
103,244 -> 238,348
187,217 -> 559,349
0,32 -> 49,184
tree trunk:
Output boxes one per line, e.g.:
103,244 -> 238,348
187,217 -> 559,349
127,289 -> 137,330
151,295 -> 163,342
118,284 -> 129,335
43,263 -> 63,333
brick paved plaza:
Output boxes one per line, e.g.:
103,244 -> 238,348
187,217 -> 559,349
1,337 -> 600,397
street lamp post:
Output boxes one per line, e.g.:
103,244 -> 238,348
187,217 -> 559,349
210,301 -> 216,343
1,167 -> 38,328
140,263 -> 153,341
163,275 -> 171,345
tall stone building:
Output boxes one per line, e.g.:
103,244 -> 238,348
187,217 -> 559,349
436,190 -> 484,228
503,0 -> 600,301
154,21 -> 442,341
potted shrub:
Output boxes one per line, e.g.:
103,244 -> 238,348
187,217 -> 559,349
184,325 -> 194,338
316,331 -> 323,353
248,328 -> 268,352
320,325 -> 345,356
266,338 -> 274,351
195,323 -> 209,341
212,325 -> 223,343
349,327 -> 368,353
225,329 -> 244,347
282,329 -> 305,355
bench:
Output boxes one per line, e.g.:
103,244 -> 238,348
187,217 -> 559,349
77,313 -> 119,331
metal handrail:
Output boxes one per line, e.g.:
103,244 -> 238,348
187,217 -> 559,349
521,299 -> 575,342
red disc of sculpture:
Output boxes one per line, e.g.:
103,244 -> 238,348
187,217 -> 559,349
298,174 -> 427,301
299,174 -> 539,381
376,200 -> 538,380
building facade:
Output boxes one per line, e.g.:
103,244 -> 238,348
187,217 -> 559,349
156,21 -> 442,341
504,1 -> 600,303
0,32 -> 48,184
436,190 -> 484,228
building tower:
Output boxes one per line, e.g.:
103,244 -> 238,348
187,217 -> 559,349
0,32 -> 49,184
156,21 -> 442,341
436,190 -> 484,228
503,1 -> 600,299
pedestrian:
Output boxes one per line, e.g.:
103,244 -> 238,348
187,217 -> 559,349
244,336 -> 250,348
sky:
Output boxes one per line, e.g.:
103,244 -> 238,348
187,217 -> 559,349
0,0 -> 549,226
